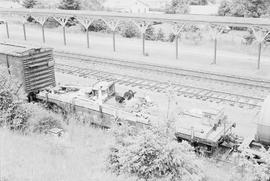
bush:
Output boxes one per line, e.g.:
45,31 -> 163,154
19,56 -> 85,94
230,151 -> 270,181
168,33 -> 176,42
119,22 -> 140,38
0,67 -> 63,134
108,123 -> 205,181
145,25 -> 156,40
156,28 -> 165,41
88,19 -> 108,32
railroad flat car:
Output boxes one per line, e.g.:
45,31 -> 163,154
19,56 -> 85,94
0,42 -> 55,100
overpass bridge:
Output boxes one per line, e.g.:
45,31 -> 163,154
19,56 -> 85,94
0,8 -> 269,69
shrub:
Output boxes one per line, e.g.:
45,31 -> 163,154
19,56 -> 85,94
156,28 -> 165,41
88,19 -> 108,32
23,103 -> 64,134
168,33 -> 176,42
145,25 -> 156,40
230,151 -> 270,181
119,21 -> 140,38
108,124 -> 205,181
0,66 -> 63,134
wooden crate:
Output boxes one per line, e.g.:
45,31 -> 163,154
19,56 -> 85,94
0,42 -> 55,94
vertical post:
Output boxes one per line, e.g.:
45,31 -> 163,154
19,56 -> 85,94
23,23 -> 26,41
142,33 -> 145,56
175,35 -> 179,59
63,26 -> 66,46
257,42 -> 262,69
113,30 -> 116,52
6,55 -> 10,75
41,25 -> 45,43
213,38 -> 217,64
5,21 -> 9,39
86,29 -> 89,48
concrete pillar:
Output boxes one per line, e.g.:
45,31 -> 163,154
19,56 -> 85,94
41,25 -> 45,43
23,23 -> 26,41
63,26 -> 66,46
113,30 -> 116,52
175,35 -> 179,59
142,33 -> 145,56
257,42 -> 262,69
86,29 -> 89,48
5,21 -> 9,39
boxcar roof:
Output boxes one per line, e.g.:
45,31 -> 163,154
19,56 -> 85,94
0,42 -> 51,57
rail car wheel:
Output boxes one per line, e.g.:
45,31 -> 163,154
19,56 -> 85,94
27,92 -> 37,102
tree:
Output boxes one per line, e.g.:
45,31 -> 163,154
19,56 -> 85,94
58,0 -> 81,10
218,0 -> 270,17
22,0 -> 37,8
80,0 -> 105,10
218,0 -> 233,16
165,0 -> 190,14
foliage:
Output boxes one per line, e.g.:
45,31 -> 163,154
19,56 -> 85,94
218,0 -> 270,17
168,33 -> 176,42
88,19 -> 108,32
145,25 -> 156,40
58,0 -> 81,10
230,151 -> 270,181
119,22 -> 140,38
190,0 -> 208,5
218,0 -> 232,16
80,0 -> 105,10
0,67 -> 63,134
165,0 -> 190,14
156,28 -> 165,41
108,123 -> 205,181
22,0 -> 37,8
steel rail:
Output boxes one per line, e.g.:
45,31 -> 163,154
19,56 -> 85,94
0,8 -> 270,27
55,63 -> 263,108
54,51 -> 270,90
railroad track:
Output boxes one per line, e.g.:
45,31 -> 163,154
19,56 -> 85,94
55,63 -> 264,109
55,51 -> 270,91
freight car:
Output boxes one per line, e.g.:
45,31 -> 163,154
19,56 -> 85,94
0,42 -> 55,101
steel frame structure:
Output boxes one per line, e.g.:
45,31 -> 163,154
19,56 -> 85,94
0,8 -> 270,69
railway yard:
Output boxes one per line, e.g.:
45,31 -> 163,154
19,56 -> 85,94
1,8 -> 270,181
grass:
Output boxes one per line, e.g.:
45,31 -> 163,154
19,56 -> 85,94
0,120 -> 134,181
